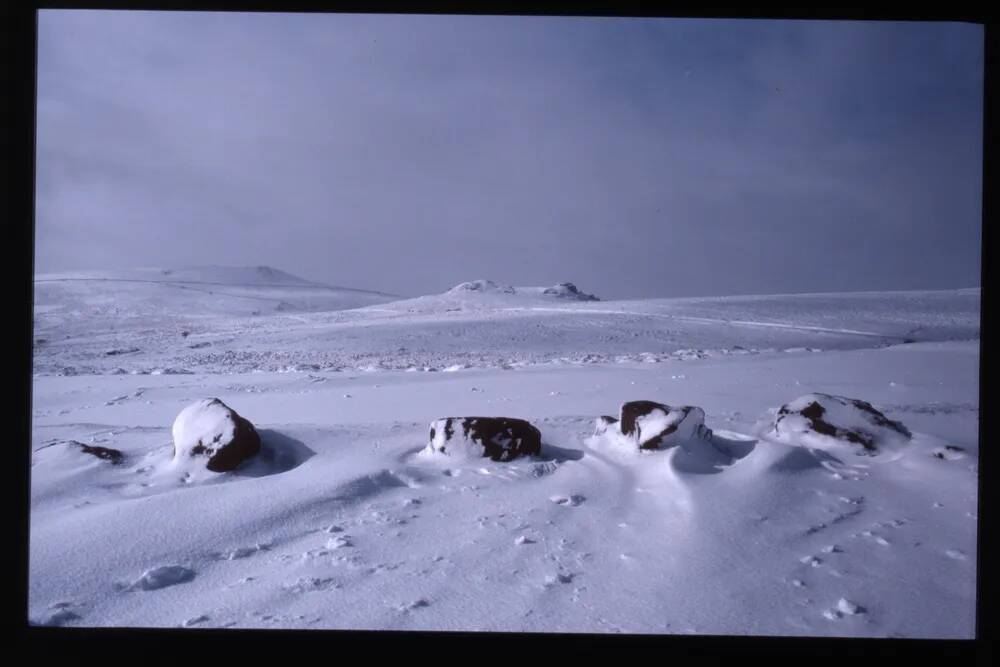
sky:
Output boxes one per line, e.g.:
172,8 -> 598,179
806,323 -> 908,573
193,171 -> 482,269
35,11 -> 984,299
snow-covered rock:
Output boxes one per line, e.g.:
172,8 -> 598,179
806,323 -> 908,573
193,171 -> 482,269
447,280 -> 516,295
425,417 -> 542,462
171,398 -> 261,472
768,393 -> 911,458
541,282 -> 599,301
596,400 -> 711,450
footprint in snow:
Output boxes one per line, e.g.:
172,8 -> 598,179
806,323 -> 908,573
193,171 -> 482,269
824,598 -> 865,619
125,565 -> 196,591
35,601 -> 82,626
550,494 -> 585,507
397,599 -> 430,612
182,614 -> 210,628
543,573 -> 575,587
327,536 -> 353,549
215,543 -> 270,561
945,549 -> 967,561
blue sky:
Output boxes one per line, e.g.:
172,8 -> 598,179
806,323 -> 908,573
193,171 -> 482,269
35,12 -> 984,298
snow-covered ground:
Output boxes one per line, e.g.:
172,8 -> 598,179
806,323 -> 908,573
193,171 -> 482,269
29,268 -> 980,637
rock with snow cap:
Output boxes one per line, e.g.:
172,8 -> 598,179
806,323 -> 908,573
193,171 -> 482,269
171,398 -> 261,472
595,400 -> 711,450
769,393 -> 911,457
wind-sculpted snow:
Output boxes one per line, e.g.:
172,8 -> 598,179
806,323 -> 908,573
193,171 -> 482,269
28,279 -> 978,636
32,279 -> 980,377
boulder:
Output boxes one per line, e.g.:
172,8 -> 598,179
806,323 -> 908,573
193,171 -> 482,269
541,282 -> 599,301
426,417 -> 542,462
172,398 -> 261,472
447,280 -> 515,295
595,400 -> 711,450
769,393 -> 911,457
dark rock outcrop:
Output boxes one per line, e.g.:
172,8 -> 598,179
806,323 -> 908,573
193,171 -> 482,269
542,282 -> 599,301
77,443 -> 125,465
427,416 -> 542,462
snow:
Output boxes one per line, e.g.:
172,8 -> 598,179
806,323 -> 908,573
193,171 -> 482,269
424,418 -> 488,461
768,393 -> 913,460
448,279 -> 516,294
172,399 -> 239,461
28,269 -> 979,637
612,403 -> 707,451
128,565 -> 197,591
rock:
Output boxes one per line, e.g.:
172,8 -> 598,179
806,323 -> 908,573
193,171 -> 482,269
448,280 -> 515,294
171,398 -> 261,472
40,440 -> 125,465
770,393 -> 911,457
541,282 -> 599,301
595,401 -> 711,450
77,443 -> 125,465
426,417 -> 542,462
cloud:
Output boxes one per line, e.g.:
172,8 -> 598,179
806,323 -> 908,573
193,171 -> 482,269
35,11 -> 983,298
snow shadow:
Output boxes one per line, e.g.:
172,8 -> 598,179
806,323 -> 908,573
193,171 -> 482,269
538,442 -> 585,462
232,429 -> 316,478
669,434 -> 757,476
327,469 -> 411,503
768,444 -> 842,473
710,433 -> 758,460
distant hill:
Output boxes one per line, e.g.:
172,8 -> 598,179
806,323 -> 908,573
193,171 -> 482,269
33,265 -> 399,336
